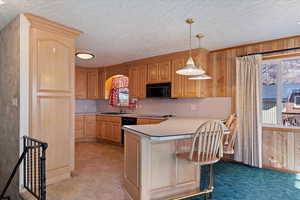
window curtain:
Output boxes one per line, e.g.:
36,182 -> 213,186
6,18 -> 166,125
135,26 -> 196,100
235,55 -> 263,168
109,76 -> 129,106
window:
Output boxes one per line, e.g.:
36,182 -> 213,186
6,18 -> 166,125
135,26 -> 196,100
295,96 -> 300,108
262,56 -> 300,127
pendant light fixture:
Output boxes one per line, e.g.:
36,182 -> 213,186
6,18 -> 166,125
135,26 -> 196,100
188,34 -> 211,80
176,19 -> 205,76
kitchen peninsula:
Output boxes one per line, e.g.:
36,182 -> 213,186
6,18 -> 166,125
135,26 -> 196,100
122,118 -> 228,200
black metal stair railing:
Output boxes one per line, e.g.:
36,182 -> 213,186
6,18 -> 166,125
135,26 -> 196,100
0,136 -> 48,200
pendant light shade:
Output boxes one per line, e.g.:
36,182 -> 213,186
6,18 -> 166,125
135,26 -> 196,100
188,33 -> 212,80
188,74 -> 211,80
176,19 -> 204,76
176,56 -> 205,75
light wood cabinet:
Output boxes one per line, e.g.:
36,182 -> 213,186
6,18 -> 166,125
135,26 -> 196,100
137,118 -> 165,125
147,61 -> 171,83
129,64 -> 147,99
75,68 -> 87,99
96,115 -> 122,143
75,115 -> 97,141
26,13 -> 81,184
84,115 -> 96,138
87,69 -> 99,99
98,69 -> 106,99
75,67 -> 105,99
171,52 -> 210,98
75,116 -> 85,139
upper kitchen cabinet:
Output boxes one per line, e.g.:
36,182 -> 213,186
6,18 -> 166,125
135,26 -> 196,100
87,69 -> 99,99
129,64 -> 147,99
75,67 -> 88,99
98,68 -> 106,99
147,61 -> 171,83
25,14 -> 81,184
75,67 -> 104,99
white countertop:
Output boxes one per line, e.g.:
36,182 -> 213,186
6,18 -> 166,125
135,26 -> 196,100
123,117 -> 228,141
75,112 -> 168,119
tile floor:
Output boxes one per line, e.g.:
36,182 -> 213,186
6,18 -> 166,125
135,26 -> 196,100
26,142 -> 130,200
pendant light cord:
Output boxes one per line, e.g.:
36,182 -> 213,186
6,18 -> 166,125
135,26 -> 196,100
189,22 -> 192,57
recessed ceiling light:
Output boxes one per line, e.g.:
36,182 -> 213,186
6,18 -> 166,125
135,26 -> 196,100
0,0 -> 5,5
75,51 -> 95,60
297,21 -> 300,25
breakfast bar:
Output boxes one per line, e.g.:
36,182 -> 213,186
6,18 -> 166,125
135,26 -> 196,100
122,118 -> 228,200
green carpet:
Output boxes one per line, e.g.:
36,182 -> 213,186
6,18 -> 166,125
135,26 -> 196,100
188,161 -> 300,200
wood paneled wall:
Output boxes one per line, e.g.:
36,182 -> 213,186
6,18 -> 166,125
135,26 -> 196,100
210,35 -> 300,112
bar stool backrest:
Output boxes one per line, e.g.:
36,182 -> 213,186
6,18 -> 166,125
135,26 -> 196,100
225,113 -> 237,128
223,118 -> 238,154
189,120 -> 224,165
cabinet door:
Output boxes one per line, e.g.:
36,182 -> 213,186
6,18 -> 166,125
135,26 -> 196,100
98,69 -> 106,99
158,61 -> 171,82
96,120 -> 104,139
75,68 -> 87,99
138,65 -> 147,98
129,65 -> 147,99
29,27 -> 76,184
75,116 -> 85,139
103,121 -> 113,140
129,67 -> 139,98
147,63 -> 159,83
85,115 -> 96,138
87,70 -> 99,99
111,122 -> 121,143
171,58 -> 185,98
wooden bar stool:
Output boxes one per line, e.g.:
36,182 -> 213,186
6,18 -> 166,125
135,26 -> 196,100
223,118 -> 238,155
174,120 -> 225,200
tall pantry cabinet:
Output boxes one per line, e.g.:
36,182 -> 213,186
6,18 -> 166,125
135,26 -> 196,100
25,14 -> 81,184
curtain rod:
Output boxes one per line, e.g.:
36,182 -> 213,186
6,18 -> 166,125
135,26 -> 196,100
239,46 -> 300,57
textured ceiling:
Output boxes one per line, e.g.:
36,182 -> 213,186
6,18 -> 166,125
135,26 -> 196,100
1,0 -> 300,67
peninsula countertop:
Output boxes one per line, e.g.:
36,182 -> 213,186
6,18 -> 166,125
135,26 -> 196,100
122,117 -> 228,141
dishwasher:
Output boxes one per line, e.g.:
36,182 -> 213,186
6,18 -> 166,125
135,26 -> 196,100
121,117 -> 137,145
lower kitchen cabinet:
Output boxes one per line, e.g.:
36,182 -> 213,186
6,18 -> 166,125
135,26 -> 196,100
85,115 -> 97,138
77,115 -> 165,144
96,115 -> 122,144
75,115 -> 85,139
75,114 -> 97,141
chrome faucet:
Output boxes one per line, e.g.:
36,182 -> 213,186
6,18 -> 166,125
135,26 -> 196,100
119,107 -> 126,114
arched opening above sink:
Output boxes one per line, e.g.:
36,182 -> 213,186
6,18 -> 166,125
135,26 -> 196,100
105,74 -> 129,107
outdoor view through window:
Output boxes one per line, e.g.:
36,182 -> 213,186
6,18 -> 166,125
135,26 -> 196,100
262,56 -> 300,127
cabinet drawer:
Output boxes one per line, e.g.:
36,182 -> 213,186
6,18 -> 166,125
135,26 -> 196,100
85,115 -> 96,122
96,115 -> 121,123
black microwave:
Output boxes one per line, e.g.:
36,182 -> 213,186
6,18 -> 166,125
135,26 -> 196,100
146,83 -> 171,98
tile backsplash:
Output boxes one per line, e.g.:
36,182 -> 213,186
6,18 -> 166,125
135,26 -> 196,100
93,97 -> 231,118
75,99 -> 98,113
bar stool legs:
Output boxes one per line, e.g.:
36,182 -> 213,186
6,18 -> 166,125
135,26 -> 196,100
200,164 -> 214,200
